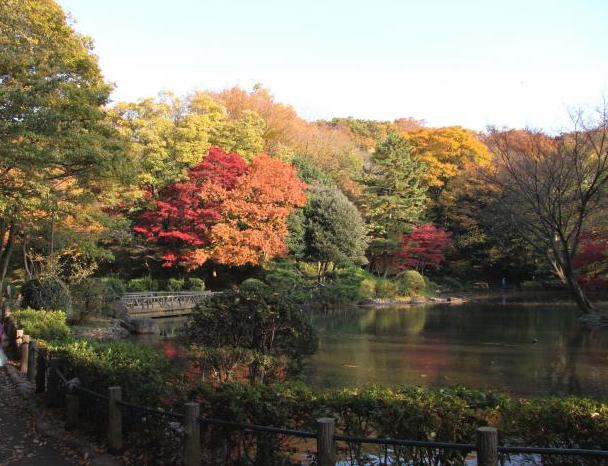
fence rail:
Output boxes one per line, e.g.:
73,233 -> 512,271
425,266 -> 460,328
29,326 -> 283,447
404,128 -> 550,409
2,306 -> 608,466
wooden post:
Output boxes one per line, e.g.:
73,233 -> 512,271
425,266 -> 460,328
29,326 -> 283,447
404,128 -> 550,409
46,361 -> 59,406
36,348 -> 47,393
108,386 -> 122,452
317,417 -> 336,466
184,402 -> 201,466
27,340 -> 38,382
1,303 -> 9,321
477,427 -> 498,466
66,392 -> 79,430
20,335 -> 29,374
15,328 -> 23,351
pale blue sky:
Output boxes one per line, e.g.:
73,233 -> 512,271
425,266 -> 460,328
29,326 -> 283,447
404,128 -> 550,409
58,0 -> 608,130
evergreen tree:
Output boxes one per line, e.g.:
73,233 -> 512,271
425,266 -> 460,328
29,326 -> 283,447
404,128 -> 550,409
302,186 -> 367,281
361,133 -> 428,275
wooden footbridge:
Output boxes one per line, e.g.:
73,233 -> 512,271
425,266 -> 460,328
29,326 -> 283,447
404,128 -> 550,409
118,291 -> 216,318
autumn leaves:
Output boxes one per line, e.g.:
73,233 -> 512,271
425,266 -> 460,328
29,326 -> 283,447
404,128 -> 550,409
134,148 -> 306,270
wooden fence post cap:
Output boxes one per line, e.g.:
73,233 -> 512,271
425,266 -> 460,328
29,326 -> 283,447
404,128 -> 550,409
317,417 -> 335,424
477,427 -> 497,433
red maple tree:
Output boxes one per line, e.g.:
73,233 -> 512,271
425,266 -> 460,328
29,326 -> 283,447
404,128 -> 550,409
134,147 -> 248,267
574,231 -> 608,290
134,148 -> 306,269
394,224 -> 451,274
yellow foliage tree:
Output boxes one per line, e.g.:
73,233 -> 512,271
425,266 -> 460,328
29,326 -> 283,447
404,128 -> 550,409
404,126 -> 492,188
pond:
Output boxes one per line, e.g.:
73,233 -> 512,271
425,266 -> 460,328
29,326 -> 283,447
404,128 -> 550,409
133,292 -> 608,400
302,293 -> 608,400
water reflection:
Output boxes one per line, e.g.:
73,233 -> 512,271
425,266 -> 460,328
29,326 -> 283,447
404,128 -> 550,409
303,296 -> 608,400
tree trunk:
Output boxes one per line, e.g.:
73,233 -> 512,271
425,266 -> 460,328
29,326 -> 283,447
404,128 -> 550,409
564,264 -> 595,315
23,242 -> 33,280
547,246 -> 596,315
0,224 -> 16,298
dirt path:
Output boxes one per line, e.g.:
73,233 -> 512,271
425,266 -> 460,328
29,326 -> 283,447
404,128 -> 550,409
0,366 -> 80,466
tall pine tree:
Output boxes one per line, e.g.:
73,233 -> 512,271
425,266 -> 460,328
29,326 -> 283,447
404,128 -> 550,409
361,133 -> 428,275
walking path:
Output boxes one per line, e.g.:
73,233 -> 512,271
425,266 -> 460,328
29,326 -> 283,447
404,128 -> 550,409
0,366 -> 78,466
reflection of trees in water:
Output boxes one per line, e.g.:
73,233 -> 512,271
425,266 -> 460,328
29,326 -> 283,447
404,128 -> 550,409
314,306 -> 428,337
549,328 -> 608,399
357,308 -> 428,336
310,303 -> 608,398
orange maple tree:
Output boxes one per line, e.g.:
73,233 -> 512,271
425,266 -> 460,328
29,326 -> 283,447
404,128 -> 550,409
134,149 -> 306,269
210,155 -> 307,266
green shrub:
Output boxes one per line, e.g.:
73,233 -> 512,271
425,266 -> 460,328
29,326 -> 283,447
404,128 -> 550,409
37,336 -> 608,464
12,308 -> 71,342
167,278 -> 185,292
176,382 -> 608,465
21,278 -> 72,312
504,397 -> 608,453
358,277 -> 376,300
126,278 -> 146,292
398,270 -> 426,296
179,381 -> 319,462
71,278 -> 107,321
127,277 -> 159,292
375,278 -> 399,299
49,340 -> 171,404
187,287 -> 316,361
317,267 -> 376,306
71,278 -> 128,321
186,278 -> 205,291
189,345 -> 287,384
102,277 -> 126,299
239,278 -> 269,295
265,261 -> 310,304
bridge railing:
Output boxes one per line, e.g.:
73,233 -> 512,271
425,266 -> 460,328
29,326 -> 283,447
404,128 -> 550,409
122,291 -> 210,297
118,291 -> 215,314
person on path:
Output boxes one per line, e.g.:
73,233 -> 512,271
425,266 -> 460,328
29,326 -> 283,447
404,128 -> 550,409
0,322 -> 7,367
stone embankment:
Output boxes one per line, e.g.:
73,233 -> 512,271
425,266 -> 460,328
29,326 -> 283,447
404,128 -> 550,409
361,296 -> 467,307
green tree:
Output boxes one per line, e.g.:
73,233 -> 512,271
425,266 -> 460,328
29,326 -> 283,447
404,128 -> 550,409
0,0 -> 128,296
110,94 -> 191,190
361,134 -> 428,275
186,280 -> 316,359
302,186 -> 367,281
110,91 -> 267,192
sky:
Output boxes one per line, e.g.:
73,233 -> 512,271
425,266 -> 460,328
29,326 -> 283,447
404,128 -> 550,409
57,0 -> 608,131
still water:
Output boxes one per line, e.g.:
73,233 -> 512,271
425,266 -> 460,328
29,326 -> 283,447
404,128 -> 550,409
138,293 -> 608,400
302,294 -> 608,400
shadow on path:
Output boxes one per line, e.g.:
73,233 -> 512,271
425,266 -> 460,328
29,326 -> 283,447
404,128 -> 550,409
0,366 -> 79,466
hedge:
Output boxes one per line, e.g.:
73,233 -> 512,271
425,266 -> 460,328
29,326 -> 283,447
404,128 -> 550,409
11,308 -> 71,341
47,340 -> 172,405
42,340 -> 608,464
